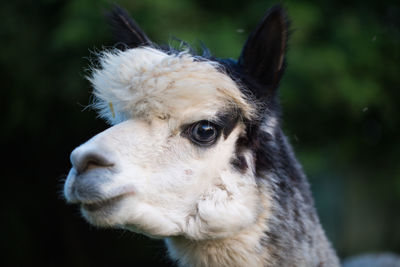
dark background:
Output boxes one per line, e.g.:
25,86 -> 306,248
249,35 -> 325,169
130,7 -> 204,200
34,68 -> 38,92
2,0 -> 399,266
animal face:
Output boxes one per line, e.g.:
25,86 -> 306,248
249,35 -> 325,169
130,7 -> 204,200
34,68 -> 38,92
64,48 -> 260,239
64,5 -> 288,241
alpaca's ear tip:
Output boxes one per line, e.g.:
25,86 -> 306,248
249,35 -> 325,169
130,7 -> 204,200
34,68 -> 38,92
238,5 -> 290,97
268,4 -> 288,17
106,4 -> 152,50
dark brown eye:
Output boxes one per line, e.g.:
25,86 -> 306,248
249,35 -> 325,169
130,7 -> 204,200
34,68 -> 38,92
189,121 -> 219,146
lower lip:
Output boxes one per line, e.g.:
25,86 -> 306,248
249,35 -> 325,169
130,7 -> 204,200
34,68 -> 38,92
81,194 -> 128,212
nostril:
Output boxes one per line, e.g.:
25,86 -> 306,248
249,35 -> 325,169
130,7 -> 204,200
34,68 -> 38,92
82,153 -> 114,173
71,149 -> 114,174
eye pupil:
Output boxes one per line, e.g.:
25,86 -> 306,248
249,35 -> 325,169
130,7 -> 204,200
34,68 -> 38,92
190,121 -> 219,145
197,124 -> 213,137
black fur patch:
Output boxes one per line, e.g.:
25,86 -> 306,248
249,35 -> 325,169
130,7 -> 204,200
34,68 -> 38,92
215,111 -> 240,139
238,6 -> 289,91
230,153 -> 248,173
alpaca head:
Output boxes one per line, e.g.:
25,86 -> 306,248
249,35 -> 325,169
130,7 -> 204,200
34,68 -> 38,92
64,5 -> 288,241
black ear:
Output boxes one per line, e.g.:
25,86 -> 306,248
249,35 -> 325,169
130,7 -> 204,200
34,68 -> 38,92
107,5 -> 152,49
238,5 -> 289,95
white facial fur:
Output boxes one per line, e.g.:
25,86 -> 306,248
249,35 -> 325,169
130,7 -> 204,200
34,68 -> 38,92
64,47 -> 262,240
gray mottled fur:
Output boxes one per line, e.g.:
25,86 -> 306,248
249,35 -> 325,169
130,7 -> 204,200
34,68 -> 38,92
257,130 -> 339,266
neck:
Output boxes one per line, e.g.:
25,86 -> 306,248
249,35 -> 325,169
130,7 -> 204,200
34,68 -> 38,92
165,198 -> 338,267
165,180 -> 339,267
165,212 -> 269,267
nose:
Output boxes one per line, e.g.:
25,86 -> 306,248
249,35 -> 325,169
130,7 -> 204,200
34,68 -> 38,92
70,146 -> 114,174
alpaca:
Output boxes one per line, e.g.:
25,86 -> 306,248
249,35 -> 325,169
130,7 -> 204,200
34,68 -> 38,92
64,5 -> 341,266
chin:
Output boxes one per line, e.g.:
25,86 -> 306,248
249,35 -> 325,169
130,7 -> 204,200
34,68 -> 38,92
81,197 -> 182,238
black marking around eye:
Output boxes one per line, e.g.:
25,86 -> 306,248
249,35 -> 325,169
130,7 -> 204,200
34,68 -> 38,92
215,110 -> 241,139
180,109 -> 241,140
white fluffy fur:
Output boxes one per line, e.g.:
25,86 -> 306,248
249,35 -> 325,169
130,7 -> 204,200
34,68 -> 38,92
89,47 -> 254,126
166,183 -> 272,267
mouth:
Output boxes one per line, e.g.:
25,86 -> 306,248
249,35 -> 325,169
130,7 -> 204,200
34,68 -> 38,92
81,194 -> 130,212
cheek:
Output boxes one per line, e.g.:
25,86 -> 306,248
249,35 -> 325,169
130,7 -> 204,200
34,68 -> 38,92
124,129 -> 241,205
143,163 -> 209,201
143,134 -> 238,197
129,148 -> 221,215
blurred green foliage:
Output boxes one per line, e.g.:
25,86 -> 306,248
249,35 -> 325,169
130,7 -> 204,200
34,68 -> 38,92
1,0 -> 399,266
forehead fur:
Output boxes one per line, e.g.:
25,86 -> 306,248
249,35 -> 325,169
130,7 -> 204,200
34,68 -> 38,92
89,47 -> 254,125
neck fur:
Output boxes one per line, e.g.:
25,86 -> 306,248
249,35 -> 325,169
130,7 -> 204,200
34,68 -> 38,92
165,209 -> 270,267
